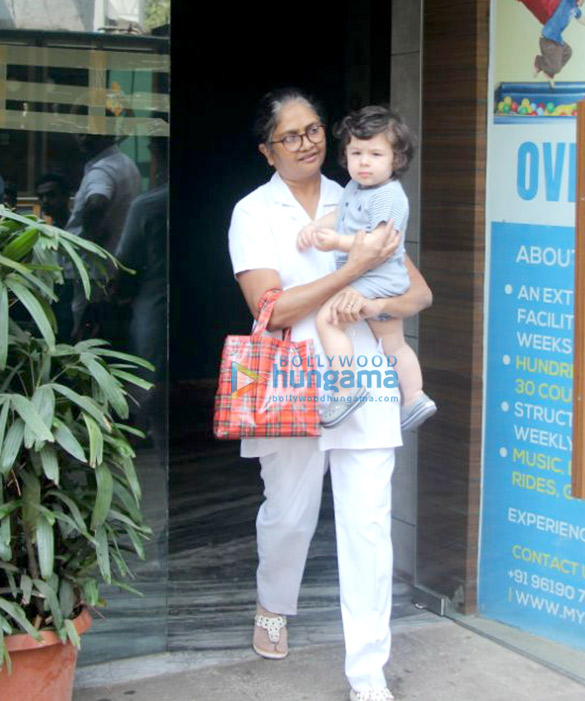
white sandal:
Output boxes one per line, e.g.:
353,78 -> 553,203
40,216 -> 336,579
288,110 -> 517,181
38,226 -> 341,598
253,613 -> 288,660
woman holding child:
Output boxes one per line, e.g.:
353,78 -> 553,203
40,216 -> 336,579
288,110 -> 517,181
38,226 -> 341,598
227,87 -> 433,701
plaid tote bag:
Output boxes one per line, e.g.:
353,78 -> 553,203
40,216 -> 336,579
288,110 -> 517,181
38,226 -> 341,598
213,288 -> 321,439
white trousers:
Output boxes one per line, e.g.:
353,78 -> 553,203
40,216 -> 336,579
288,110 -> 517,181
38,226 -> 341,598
257,440 -> 395,692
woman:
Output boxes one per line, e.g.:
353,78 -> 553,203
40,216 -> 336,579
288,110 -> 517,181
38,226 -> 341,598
228,88 -> 432,701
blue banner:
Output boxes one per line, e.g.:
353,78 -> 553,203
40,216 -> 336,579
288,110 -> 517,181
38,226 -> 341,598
480,221 -> 585,649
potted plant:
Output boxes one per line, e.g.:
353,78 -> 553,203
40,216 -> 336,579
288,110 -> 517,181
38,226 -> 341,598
0,206 -> 153,699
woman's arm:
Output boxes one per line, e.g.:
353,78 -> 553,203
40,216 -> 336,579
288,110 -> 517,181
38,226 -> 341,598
325,255 -> 432,325
374,255 -> 433,319
237,224 -> 401,330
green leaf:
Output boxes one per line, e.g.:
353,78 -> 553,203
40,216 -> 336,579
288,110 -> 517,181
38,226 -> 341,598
6,572 -> 17,597
32,387 -> 56,427
104,434 -> 135,459
22,471 -> 41,528
38,445 -> 59,483
112,478 -> 141,517
115,423 -> 146,439
119,455 -> 141,502
0,562 -> 18,573
0,613 -> 12,635
0,481 -> 12,560
91,464 -> 113,530
20,575 -> 33,605
0,253 -> 30,274
36,515 -> 54,579
48,383 -> 108,429
53,421 -> 87,463
0,597 -> 41,640
60,239 -> 91,300
76,339 -> 111,350
0,418 -> 25,475
79,354 -> 128,418
0,281 -> 8,370
111,548 -> 131,578
111,580 -> 143,596
32,579 -> 62,630
108,509 -> 150,534
64,618 -> 81,648
4,278 -> 55,349
59,580 -> 75,619
0,518 -> 11,560
92,348 -> 155,371
0,500 -> 20,519
82,579 -> 99,607
124,524 -> 145,559
110,368 -> 154,391
47,491 -> 91,538
10,394 -> 54,445
52,508 -> 80,536
94,526 -> 111,584
55,227 -> 109,258
82,413 -> 103,468
0,400 -> 10,451
17,268 -> 58,302
0,358 -> 25,394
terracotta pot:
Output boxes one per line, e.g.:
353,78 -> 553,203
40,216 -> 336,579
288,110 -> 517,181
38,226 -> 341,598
0,607 -> 92,701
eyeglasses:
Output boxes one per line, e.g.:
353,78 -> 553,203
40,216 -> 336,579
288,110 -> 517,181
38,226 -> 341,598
270,124 -> 325,152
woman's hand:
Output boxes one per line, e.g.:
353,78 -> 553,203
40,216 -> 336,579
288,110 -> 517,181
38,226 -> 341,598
344,219 -> 400,278
327,287 -> 368,325
297,223 -> 318,251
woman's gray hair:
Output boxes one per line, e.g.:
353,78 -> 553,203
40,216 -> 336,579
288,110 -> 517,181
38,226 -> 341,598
254,87 -> 325,146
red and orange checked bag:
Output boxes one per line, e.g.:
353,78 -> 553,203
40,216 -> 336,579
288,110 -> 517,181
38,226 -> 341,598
213,288 -> 321,439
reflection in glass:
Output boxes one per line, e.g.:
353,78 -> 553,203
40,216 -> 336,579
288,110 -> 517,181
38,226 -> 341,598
0,22 -> 169,665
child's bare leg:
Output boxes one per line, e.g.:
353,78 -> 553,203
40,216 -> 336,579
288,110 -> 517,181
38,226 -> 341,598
316,299 -> 369,428
316,300 -> 354,384
367,317 -> 422,406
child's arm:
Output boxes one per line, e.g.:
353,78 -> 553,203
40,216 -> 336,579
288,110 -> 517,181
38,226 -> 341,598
315,217 -> 399,254
314,228 -> 352,252
297,209 -> 338,251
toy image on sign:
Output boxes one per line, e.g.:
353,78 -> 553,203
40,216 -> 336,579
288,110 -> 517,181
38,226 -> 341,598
518,0 -> 585,85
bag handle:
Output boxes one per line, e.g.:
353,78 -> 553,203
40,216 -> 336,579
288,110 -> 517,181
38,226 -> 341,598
253,287 -> 292,341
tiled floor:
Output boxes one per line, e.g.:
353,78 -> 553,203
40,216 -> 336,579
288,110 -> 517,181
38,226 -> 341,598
167,441 -> 420,653
78,434 -> 419,666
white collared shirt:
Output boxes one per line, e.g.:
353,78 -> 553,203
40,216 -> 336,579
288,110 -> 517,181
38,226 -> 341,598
67,144 -> 141,255
228,171 -> 401,456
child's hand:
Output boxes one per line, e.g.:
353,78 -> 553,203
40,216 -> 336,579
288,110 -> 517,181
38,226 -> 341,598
297,223 -> 318,251
314,228 -> 340,252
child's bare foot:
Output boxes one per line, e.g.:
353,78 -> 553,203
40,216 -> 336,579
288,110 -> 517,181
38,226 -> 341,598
253,603 -> 288,659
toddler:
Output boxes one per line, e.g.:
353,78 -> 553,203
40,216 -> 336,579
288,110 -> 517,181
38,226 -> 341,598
297,105 -> 436,431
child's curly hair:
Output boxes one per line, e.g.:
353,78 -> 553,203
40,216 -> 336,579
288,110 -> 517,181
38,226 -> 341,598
334,105 -> 415,179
